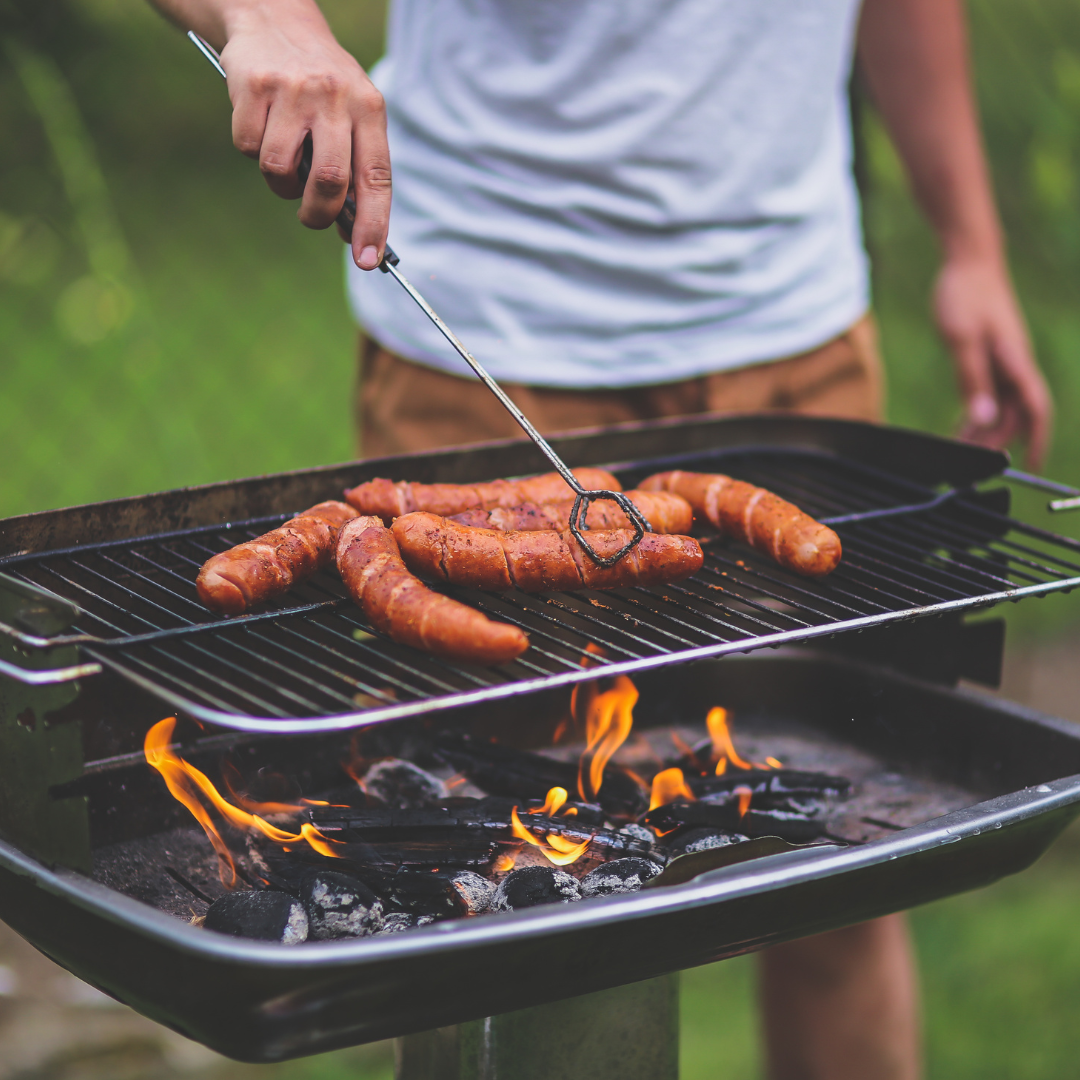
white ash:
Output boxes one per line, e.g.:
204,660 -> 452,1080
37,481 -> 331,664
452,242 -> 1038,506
451,870 -> 496,915
618,823 -> 657,844
492,866 -> 582,912
362,759 -> 449,808
668,828 -> 749,857
376,912 -> 436,934
580,858 -> 663,898
303,872 -> 384,940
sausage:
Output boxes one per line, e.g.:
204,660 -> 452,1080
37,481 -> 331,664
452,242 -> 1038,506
449,490 -> 694,535
343,468 -> 622,522
639,470 -> 841,577
336,516 -> 530,665
391,513 -> 704,592
197,501 -> 359,615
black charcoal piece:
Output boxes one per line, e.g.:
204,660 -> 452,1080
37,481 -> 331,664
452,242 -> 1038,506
451,870 -> 496,915
691,769 -> 851,803
492,866 -> 582,912
643,799 -> 828,843
302,871 -> 384,940
580,858 -> 663,897
363,759 -> 448,809
204,890 -> 308,944
619,823 -> 656,843
664,828 -> 748,858
376,912 -> 435,934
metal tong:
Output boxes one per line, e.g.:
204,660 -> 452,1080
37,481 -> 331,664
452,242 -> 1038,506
188,32 -> 649,566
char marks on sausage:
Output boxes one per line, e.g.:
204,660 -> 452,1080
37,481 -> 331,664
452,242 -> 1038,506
391,513 -> 703,592
639,470 -> 841,578
343,468 -> 622,522
336,517 -> 530,665
448,490 -> 693,535
196,500 -> 359,615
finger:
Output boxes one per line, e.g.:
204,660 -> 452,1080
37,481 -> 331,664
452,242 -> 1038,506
298,120 -> 353,229
992,336 -> 1053,471
258,100 -> 307,201
350,84 -> 392,270
949,332 -> 1000,432
231,87 -> 271,162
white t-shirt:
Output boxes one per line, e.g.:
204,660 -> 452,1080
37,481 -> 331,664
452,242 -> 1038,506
346,0 -> 869,389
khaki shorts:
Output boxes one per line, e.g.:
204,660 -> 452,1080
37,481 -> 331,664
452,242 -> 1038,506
357,315 -> 884,457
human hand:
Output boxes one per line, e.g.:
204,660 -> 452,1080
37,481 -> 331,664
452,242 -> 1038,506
220,0 -> 390,269
933,256 -> 1052,469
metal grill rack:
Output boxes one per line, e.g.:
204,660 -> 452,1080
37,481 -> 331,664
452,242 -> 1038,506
3,447 -> 1080,733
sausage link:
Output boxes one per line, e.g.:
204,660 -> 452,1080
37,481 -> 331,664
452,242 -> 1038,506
391,513 -> 704,592
343,468 -> 622,522
640,470 -> 841,577
196,501 -> 358,615
337,517 -> 529,665
450,490 -> 693,535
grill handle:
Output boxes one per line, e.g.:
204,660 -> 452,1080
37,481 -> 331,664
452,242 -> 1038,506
1004,468 -> 1080,512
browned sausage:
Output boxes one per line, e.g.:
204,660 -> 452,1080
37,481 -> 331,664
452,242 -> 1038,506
391,513 -> 703,592
336,516 -> 529,665
343,468 -> 622,521
449,490 -> 694,535
197,501 -> 359,615
639,470 -> 841,577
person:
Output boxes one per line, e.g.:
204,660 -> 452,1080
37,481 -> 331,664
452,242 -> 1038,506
149,1 -> 1052,1076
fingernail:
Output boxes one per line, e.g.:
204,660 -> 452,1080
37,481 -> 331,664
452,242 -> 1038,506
358,245 -> 379,270
970,394 -> 999,427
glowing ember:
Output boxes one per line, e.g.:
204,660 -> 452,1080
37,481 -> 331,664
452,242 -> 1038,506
577,675 -> 638,803
766,756 -> 783,769
144,717 -> 344,886
510,806 -> 592,866
649,767 -> 696,811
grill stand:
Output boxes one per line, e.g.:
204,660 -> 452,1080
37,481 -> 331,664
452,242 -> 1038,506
395,974 -> 679,1080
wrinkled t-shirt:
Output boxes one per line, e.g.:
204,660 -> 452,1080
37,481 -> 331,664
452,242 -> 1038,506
346,0 -> 869,388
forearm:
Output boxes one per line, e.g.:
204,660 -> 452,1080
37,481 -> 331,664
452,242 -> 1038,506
147,0 -> 333,56
857,0 -> 1003,265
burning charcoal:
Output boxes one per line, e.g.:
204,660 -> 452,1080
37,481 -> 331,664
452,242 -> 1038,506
302,871 -> 384,940
204,889 -> 308,944
492,866 -> 582,911
451,870 -> 497,915
377,912 -> 436,934
580,858 -> 663,897
362,758 -> 449,809
691,769 -> 851,803
434,733 -> 645,817
644,800 -> 828,844
664,828 -> 748,858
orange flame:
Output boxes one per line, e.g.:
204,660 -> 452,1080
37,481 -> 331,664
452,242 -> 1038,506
649,767 -> 697,812
735,785 -> 753,818
144,718 -> 345,886
494,853 -> 516,873
510,806 -> 592,866
577,675 -> 638,803
706,706 -> 775,772
530,786 -> 569,816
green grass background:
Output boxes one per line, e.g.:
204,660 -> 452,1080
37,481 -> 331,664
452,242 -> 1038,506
4,1 -> 1080,1076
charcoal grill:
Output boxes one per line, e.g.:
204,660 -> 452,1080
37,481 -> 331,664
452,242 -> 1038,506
2,415 -> 1080,1068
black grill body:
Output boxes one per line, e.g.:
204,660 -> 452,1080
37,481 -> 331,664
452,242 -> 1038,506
2,417 -> 1080,1062
1,654 -> 1079,1061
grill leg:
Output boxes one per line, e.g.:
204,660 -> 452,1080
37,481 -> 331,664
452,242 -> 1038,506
394,973 -> 679,1080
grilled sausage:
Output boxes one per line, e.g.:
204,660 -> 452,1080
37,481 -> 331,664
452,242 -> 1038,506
336,516 -> 529,665
197,501 -> 359,615
449,490 -> 694,535
343,468 -> 622,522
392,513 -> 703,592
639,471 -> 841,577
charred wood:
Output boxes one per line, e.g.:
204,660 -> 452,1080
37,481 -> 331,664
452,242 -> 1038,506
643,800 -> 829,843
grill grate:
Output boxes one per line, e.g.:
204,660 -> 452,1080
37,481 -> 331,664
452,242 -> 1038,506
4,447 -> 1080,733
